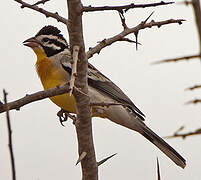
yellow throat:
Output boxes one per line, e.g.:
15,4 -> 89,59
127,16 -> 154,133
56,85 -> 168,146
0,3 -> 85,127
34,47 -> 76,113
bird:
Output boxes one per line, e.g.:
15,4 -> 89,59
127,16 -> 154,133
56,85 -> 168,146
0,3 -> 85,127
23,25 -> 186,169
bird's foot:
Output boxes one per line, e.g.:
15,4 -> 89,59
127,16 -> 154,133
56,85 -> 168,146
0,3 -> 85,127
57,109 -> 69,126
57,109 -> 77,126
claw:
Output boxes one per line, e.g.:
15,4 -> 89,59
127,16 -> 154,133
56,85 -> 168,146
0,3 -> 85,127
57,109 -> 69,126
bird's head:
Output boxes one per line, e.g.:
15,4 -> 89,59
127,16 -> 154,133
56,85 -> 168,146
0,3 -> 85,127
23,25 -> 68,58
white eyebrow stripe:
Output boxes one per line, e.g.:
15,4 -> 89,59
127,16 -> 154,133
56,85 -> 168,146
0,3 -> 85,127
39,34 -> 68,46
44,43 -> 61,50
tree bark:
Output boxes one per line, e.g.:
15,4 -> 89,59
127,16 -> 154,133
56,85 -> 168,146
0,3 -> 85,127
67,0 -> 98,179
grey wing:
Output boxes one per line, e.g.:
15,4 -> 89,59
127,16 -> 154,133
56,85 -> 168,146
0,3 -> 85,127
60,57 -> 145,121
88,64 -> 145,121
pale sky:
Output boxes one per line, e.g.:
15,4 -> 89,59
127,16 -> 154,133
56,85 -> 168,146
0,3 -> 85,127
0,0 -> 201,180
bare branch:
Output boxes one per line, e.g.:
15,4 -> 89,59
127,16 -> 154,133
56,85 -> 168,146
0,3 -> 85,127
69,46 -> 79,96
67,0 -> 98,179
185,84 -> 201,91
3,90 -> 16,180
87,19 -> 185,59
32,0 -> 51,6
82,1 -> 174,13
0,83 -> 70,114
14,0 -> 67,24
185,98 -> 201,105
97,153 -> 117,166
165,127 -> 201,139
152,54 -> 201,65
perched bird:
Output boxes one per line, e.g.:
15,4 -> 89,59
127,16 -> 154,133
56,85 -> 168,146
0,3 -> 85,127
23,25 -> 186,168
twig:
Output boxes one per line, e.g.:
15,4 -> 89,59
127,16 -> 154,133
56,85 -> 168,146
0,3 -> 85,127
152,54 -> 201,65
118,11 -> 128,30
0,83 -> 70,114
32,0 -> 51,6
14,0 -> 67,24
185,98 -> 201,105
185,84 -> 201,91
87,19 -> 185,59
165,127 -> 201,139
3,90 -> 16,180
97,153 -> 117,166
69,46 -> 79,96
82,1 -> 174,12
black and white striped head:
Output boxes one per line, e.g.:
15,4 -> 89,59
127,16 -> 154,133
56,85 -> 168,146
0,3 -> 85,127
23,25 -> 68,57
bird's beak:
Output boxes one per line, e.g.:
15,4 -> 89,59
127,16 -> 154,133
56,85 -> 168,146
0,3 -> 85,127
23,37 -> 39,48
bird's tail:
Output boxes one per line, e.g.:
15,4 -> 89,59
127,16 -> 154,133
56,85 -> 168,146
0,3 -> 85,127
138,124 -> 186,168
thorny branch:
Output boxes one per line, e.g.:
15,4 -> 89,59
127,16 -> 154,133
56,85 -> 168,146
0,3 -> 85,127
185,84 -> 201,91
185,98 -> 201,105
87,19 -> 185,59
3,90 -> 16,180
0,83 -> 70,114
14,1 -> 185,60
14,0 -> 67,24
154,0 -> 201,64
67,0 -> 98,179
152,54 -> 201,64
82,1 -> 174,12
165,126 -> 201,139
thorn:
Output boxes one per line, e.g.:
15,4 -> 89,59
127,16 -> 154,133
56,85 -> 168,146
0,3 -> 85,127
174,126 -> 185,135
134,31 -> 139,50
3,89 -> 8,96
178,21 -> 182,25
157,158 -> 161,180
76,152 -> 87,165
97,153 -> 117,166
143,11 -> 154,24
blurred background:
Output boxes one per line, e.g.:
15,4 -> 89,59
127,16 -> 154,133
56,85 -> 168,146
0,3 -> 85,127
0,0 -> 200,179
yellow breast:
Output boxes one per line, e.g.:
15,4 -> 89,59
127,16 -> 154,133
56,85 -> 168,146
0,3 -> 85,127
35,52 -> 76,113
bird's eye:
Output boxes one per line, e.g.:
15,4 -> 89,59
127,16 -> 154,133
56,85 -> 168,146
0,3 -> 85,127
43,38 -> 49,42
